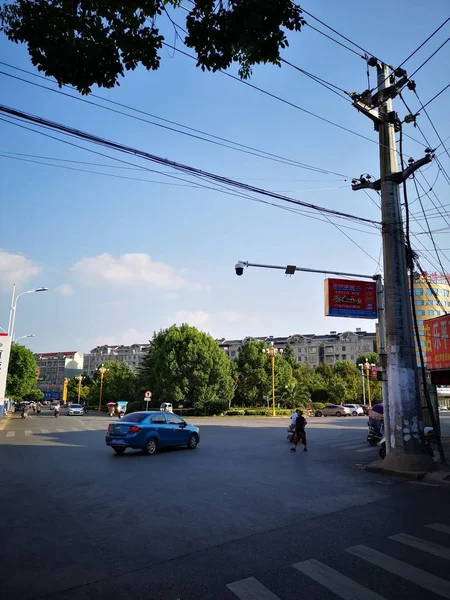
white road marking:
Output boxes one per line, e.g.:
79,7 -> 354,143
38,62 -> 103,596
390,533 -> 450,560
346,544 -> 450,598
293,559 -> 386,600
226,576 -> 282,599
25,430 -> 33,436
427,523 -> 450,535
6,431 -> 15,438
40,429 -> 50,434
336,443 -> 369,450
355,447 -> 378,453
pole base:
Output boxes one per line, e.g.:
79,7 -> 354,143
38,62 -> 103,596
382,452 -> 436,474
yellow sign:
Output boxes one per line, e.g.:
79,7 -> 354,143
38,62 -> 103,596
62,378 -> 68,404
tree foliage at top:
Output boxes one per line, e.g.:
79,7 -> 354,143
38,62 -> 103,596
0,0 -> 305,94
87,360 -> 137,404
6,343 -> 39,399
139,324 -> 234,413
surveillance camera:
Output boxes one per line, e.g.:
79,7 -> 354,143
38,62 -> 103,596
235,262 -> 245,276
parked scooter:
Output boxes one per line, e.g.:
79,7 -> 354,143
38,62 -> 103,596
367,417 -> 384,446
378,427 -> 436,459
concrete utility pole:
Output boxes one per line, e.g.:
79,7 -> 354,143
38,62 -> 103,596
352,62 -> 434,473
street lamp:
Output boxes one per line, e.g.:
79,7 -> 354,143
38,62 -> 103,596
8,285 -> 49,340
14,334 -> 35,343
364,359 -> 376,407
97,365 -> 109,412
262,342 -> 283,417
358,361 -> 366,406
75,374 -> 84,403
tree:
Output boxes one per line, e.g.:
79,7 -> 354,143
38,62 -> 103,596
67,377 -> 90,403
234,341 -> 293,407
0,1 -> 305,95
23,388 -> 44,402
282,343 -> 298,370
139,324 -> 234,414
6,343 -> 39,400
87,360 -> 137,406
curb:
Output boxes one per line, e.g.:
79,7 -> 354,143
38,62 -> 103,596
365,459 -> 428,481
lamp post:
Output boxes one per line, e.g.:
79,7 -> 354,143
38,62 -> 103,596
358,362 -> 366,406
97,365 -> 109,412
8,285 -> 49,340
364,359 -> 376,407
75,374 -> 84,403
14,334 -> 35,343
262,342 -> 283,417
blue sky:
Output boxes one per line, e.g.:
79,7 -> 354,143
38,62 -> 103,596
1,0 -> 449,353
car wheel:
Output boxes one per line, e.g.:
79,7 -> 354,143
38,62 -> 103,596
187,434 -> 199,450
144,438 -> 158,456
113,447 -> 126,455
379,445 -> 386,459
352,411 -> 357,416
336,411 -> 342,417
315,411 -> 322,417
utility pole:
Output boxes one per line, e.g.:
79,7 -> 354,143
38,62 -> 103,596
352,62 -> 434,473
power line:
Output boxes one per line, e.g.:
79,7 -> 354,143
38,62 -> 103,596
414,89 -> 450,166
408,36 -> 450,79
397,16 -> 450,70
0,67 -> 350,179
421,82 -> 450,110
0,106 -> 379,226
303,22 -> 365,58
280,58 -> 352,102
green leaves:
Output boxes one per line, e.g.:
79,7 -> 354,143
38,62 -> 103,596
0,0 -> 305,94
6,343 -> 39,399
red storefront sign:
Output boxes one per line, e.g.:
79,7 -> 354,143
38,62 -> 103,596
324,278 -> 377,319
424,314 -> 450,370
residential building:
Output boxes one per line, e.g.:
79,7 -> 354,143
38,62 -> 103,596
412,273 -> 450,365
83,344 -> 151,376
218,329 -> 376,366
35,351 -> 84,394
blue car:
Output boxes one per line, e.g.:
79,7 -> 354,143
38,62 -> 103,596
105,411 -> 200,456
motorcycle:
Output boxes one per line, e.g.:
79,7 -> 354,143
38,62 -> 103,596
378,426 -> 436,459
21,408 -> 28,419
54,408 -> 60,418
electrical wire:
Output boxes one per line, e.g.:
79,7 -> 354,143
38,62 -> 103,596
398,16 -> 450,70
414,90 -> 450,166
408,36 -> 450,79
0,68 -> 350,179
279,58 -> 352,102
303,22 -> 365,58
0,107 -> 380,227
421,82 -> 450,111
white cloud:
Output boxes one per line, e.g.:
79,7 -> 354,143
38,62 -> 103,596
168,309 -> 263,335
0,250 -> 41,291
83,328 -> 153,350
57,284 -> 74,296
71,253 -> 201,290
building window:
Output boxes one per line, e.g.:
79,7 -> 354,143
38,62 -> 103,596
414,288 -> 423,296
342,346 -> 346,351
427,310 -> 435,316
417,310 -> 425,316
415,300 -> 424,306
342,354 -> 347,360
418,320 -> 424,326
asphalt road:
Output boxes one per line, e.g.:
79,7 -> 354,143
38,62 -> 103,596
1,411 -> 450,600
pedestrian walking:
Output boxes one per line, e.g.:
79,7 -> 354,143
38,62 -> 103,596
290,409 -> 307,453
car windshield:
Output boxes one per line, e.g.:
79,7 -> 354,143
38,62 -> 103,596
71,404 -> 81,408
122,412 -> 150,423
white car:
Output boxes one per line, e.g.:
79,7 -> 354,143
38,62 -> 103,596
344,404 -> 364,416
68,404 -> 85,416
439,405 -> 448,411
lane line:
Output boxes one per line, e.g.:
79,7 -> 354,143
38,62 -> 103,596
427,523 -> 450,535
293,559 -> 386,600
355,447 -> 378,453
226,576 -> 282,599
40,429 -> 50,434
346,544 -> 450,598
6,431 -> 15,438
390,533 -> 450,560
334,443 -> 370,450
24,430 -> 33,436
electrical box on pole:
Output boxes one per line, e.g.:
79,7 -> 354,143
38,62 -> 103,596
351,62 -> 434,473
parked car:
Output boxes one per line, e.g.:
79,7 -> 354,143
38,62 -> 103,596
315,404 -> 351,417
357,404 -> 370,416
105,411 -> 200,455
343,404 -> 364,416
68,403 -> 85,416
439,405 -> 448,411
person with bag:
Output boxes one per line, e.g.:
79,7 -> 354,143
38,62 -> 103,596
290,409 -> 308,453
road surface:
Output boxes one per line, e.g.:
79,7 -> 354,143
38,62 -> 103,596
1,411 -> 450,599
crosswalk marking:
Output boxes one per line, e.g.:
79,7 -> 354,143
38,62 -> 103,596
226,576 -> 282,599
427,523 -> 450,535
346,544 -> 450,598
41,429 -> 49,434
25,430 -> 33,436
390,533 -> 450,560
293,559 -> 386,600
6,431 -> 15,438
